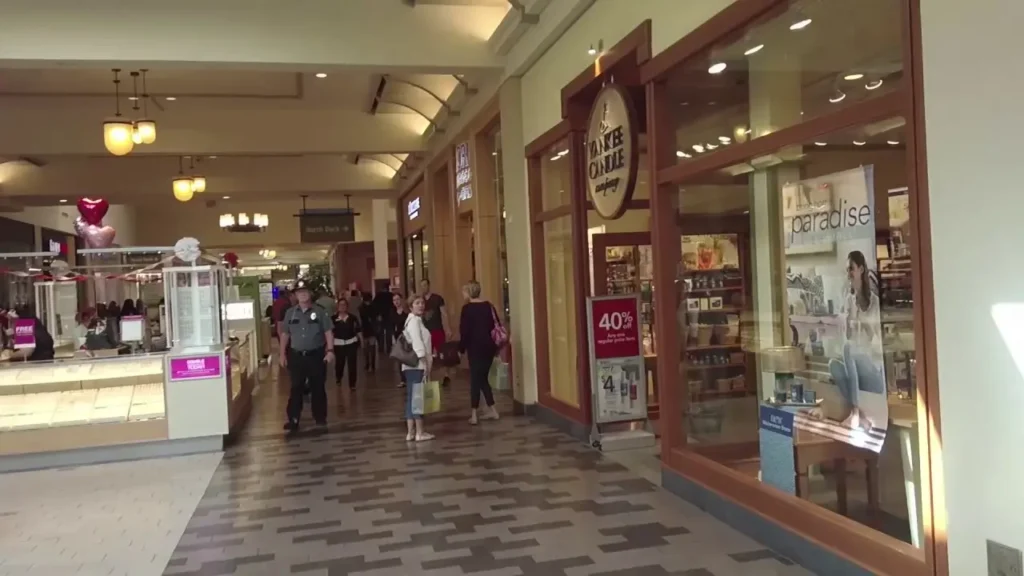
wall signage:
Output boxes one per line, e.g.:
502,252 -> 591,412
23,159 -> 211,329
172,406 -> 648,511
407,197 -> 421,220
586,294 -> 647,424
586,84 -> 639,220
455,142 -> 473,204
169,354 -> 223,381
299,214 -> 355,243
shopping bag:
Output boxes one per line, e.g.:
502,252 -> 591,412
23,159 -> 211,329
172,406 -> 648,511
492,360 -> 510,391
423,380 -> 442,414
410,380 -> 426,415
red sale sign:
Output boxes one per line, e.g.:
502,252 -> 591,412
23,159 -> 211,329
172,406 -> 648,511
589,296 -> 641,359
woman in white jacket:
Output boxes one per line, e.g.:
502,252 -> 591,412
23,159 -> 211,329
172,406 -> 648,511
402,294 -> 434,441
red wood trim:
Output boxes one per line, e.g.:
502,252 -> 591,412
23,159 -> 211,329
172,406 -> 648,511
561,20 -> 653,118
640,0 -> 786,83
584,199 -> 651,212
538,391 -> 586,424
534,205 -> 572,224
526,119 -> 571,158
905,0 -> 947,572
664,448 -> 928,576
657,91 -> 905,185
528,155 -> 553,404
568,131 -> 593,425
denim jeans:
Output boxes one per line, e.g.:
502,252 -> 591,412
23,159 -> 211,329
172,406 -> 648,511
829,342 -> 885,411
403,369 -> 425,420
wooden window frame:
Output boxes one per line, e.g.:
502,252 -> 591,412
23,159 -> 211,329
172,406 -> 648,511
640,0 -> 945,575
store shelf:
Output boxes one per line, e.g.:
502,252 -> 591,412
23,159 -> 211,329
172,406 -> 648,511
686,286 -> 743,293
688,362 -> 745,372
693,389 -> 756,401
687,344 -> 742,352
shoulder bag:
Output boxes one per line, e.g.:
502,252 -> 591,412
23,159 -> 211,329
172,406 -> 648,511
390,317 -> 421,367
489,304 -> 509,350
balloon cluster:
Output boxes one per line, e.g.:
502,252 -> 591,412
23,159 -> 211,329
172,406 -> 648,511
74,198 -> 117,248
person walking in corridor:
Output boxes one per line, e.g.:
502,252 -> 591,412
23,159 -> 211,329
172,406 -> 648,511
458,281 -> 501,425
419,279 -> 452,388
392,291 -> 410,388
403,294 -> 434,442
332,297 -> 361,389
279,279 -> 334,432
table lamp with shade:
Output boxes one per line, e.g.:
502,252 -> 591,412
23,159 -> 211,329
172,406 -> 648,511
761,346 -> 808,404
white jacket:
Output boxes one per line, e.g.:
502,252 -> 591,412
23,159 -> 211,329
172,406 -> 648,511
402,314 -> 432,371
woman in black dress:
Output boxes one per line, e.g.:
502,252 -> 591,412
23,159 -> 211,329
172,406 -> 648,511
332,298 -> 361,389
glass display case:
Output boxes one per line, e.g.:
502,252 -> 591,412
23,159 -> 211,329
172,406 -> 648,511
34,281 -> 79,348
163,265 -> 229,349
0,354 -> 166,432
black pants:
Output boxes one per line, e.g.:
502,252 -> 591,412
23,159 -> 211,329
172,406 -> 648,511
334,344 -> 359,388
287,348 -> 327,424
379,322 -> 393,354
363,337 -> 377,371
468,353 -> 495,409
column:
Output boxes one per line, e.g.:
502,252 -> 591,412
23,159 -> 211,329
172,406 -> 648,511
371,199 -> 391,286
499,77 -> 536,407
471,131 -> 502,308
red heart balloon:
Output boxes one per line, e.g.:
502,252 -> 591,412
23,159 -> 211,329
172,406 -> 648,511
77,197 -> 109,226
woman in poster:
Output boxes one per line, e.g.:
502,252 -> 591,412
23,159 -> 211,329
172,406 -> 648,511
829,250 -> 886,432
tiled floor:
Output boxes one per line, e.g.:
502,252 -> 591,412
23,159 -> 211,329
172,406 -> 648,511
1,358 -> 814,575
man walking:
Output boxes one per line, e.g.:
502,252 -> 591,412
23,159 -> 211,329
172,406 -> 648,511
420,279 -> 452,388
279,279 -> 334,432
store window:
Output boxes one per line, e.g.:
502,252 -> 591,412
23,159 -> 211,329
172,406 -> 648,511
491,128 -> 511,322
672,118 -> 922,547
669,0 -> 904,166
538,138 -> 579,407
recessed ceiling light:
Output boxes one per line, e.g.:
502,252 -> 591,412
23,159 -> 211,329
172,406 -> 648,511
59,199 -> 68,203
222,196 -> 231,199
491,152 -> 497,156
708,62 -> 727,74
587,46 -> 597,56
692,144 -> 705,153
853,140 -> 866,146
829,91 -> 847,103
165,96 -> 176,101
790,18 -> 812,30
680,101 -> 689,106
744,129 -> 752,135
209,155 -> 217,159
865,79 -> 884,90
675,150 -> 692,158
315,72 -> 327,79
844,73 -> 865,81
719,136 -> 731,143
887,140 -> 900,145
706,143 -> 719,150
128,96 -> 138,101
744,44 -> 765,56
550,155 -> 561,161
814,142 -> 827,147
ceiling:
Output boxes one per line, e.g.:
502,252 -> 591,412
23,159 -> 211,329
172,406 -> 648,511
0,0 -> 523,215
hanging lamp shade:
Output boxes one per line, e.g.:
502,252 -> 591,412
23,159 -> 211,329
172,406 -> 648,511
172,176 -> 194,202
136,119 -> 157,144
131,124 -> 143,145
103,118 -> 135,156
191,175 -> 207,193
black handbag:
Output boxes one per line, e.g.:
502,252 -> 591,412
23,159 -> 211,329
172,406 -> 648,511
390,320 -> 421,367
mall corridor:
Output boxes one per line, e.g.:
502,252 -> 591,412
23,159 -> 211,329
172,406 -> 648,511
0,366 -> 809,576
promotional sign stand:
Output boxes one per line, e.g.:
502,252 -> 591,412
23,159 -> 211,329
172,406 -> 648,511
586,294 -> 656,451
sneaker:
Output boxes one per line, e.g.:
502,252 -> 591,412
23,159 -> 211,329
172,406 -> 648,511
415,433 -> 435,442
283,421 -> 299,432
481,407 -> 499,421
405,432 -> 415,442
469,412 -> 478,426
442,376 -> 451,388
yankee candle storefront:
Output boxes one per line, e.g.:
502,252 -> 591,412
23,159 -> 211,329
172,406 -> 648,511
525,1 -> 945,575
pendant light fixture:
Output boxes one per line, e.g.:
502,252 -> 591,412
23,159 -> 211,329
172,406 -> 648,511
103,69 -> 134,156
172,156 -> 194,202
136,69 -> 157,144
189,156 -> 207,193
130,72 -> 144,145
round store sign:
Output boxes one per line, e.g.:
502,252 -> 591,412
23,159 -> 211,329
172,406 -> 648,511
586,84 -> 639,220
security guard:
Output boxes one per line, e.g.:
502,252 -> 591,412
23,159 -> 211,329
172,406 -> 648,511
278,279 -> 334,431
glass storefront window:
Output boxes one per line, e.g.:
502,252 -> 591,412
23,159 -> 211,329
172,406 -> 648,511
543,215 -> 579,407
672,117 -> 922,547
541,139 -> 572,211
668,0 -> 904,165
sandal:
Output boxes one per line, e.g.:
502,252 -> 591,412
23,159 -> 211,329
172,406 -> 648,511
415,433 -> 435,442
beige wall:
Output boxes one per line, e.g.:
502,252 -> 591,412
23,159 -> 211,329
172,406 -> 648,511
4,204 -> 137,247
134,196 -> 377,248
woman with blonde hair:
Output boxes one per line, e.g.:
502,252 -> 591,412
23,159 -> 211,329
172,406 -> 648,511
401,293 -> 434,441
458,281 -> 501,425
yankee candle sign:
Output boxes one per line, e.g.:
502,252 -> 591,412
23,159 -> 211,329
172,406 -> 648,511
586,84 -> 638,220
169,355 -> 222,381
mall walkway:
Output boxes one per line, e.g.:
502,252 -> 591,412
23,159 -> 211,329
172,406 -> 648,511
0,362 -> 813,576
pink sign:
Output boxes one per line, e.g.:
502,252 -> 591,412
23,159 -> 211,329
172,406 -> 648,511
13,319 -> 35,349
169,354 -> 222,381
589,296 -> 641,360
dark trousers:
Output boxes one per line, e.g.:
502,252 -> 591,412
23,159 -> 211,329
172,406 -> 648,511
380,322 -> 393,354
287,348 -> 327,423
334,344 -> 359,388
363,337 -> 377,371
468,353 -> 495,409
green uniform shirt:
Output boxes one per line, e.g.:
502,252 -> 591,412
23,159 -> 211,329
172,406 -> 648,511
282,304 -> 332,351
